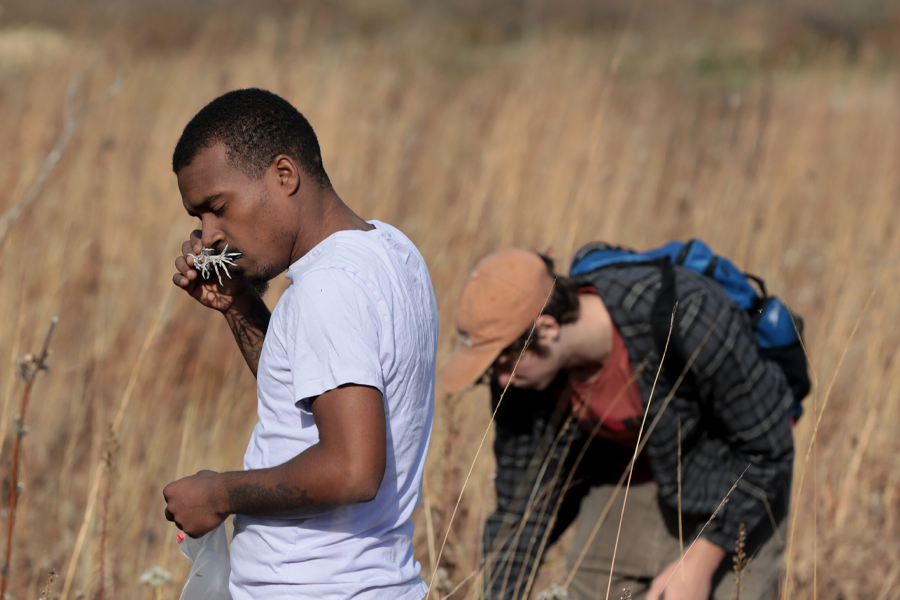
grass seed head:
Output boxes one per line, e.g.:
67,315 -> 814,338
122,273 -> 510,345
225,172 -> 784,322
39,569 -> 57,600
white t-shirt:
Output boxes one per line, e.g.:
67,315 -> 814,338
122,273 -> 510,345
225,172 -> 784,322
229,221 -> 437,600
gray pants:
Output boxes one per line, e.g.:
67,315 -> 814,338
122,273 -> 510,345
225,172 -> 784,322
565,480 -> 788,600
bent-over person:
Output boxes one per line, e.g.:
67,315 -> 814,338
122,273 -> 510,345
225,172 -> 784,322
440,249 -> 797,600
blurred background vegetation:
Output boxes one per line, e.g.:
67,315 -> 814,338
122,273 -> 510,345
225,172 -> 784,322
0,0 -> 898,598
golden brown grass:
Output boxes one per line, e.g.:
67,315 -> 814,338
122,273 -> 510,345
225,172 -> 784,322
0,1 -> 898,599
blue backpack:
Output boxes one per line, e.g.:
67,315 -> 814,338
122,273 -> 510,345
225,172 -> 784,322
570,239 -> 810,419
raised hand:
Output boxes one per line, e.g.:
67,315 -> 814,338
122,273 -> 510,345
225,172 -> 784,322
173,230 -> 245,313
174,230 -> 271,376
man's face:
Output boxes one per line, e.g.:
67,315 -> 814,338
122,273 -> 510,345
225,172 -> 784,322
177,144 -> 294,293
491,318 -> 565,391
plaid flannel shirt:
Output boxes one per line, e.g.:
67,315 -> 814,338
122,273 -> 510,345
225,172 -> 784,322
482,263 -> 795,600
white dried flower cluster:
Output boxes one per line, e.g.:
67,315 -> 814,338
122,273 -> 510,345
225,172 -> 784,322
536,583 -> 571,600
138,566 -> 173,588
433,567 -> 453,592
187,245 -> 242,286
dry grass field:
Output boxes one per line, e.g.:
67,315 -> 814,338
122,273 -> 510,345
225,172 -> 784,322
0,0 -> 898,598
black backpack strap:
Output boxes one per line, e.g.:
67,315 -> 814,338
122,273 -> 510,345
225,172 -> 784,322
650,260 -> 688,382
744,273 -> 768,299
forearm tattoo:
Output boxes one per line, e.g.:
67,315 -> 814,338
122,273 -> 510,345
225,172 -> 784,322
227,480 -> 322,517
227,298 -> 270,376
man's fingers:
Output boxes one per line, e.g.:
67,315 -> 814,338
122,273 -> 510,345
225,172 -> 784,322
173,272 -> 191,288
174,254 -> 200,291
175,256 -> 197,279
164,503 -> 185,531
181,242 -> 198,269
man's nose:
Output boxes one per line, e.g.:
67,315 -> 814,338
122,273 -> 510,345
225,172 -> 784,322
200,224 -> 225,250
493,360 -> 516,387
496,372 -> 512,387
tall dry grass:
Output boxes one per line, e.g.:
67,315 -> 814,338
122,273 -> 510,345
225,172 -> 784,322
0,1 -> 898,598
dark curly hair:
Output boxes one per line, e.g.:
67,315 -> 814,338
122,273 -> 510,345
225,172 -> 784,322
504,254 -> 581,356
172,88 -> 331,188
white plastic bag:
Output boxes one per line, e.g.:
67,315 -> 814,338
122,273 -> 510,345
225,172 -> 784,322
177,524 -> 233,600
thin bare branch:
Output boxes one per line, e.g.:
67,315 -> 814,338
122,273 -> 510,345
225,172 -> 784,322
0,71 -> 123,250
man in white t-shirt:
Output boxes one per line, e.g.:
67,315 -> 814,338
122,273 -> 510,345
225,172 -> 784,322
162,88 -> 437,600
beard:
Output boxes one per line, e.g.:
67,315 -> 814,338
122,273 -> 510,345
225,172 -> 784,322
221,245 -> 279,297
243,262 -> 280,297
244,271 -> 270,296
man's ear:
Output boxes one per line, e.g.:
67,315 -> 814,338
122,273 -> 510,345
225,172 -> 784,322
535,314 -> 561,343
273,155 -> 301,196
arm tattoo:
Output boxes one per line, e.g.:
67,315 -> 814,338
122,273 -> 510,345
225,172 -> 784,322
226,298 -> 270,377
231,315 -> 265,359
227,481 -> 323,518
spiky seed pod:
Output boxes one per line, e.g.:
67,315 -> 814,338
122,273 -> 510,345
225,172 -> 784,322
187,245 -> 242,286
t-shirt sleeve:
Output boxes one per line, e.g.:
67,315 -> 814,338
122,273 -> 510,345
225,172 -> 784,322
288,268 -> 385,412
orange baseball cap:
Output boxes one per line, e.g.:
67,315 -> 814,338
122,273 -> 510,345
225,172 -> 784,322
438,249 -> 555,393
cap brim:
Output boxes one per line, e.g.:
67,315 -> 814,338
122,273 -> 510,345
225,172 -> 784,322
438,340 -> 505,394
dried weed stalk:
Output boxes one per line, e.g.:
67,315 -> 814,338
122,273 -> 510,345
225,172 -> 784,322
40,569 -> 58,600
602,306 -> 677,600
61,289 -> 171,600
425,284 -> 554,600
96,429 -> 119,600
0,317 -> 58,598
732,523 -> 748,600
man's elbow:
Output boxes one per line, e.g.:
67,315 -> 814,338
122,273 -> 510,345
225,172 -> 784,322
339,458 -> 386,504
354,478 -> 381,503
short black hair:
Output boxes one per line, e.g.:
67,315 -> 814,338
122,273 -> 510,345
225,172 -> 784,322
172,88 -> 331,188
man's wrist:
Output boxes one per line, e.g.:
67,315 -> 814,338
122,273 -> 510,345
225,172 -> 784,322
686,536 -> 727,577
223,292 -> 264,318
214,471 -> 242,516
